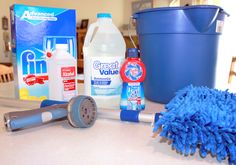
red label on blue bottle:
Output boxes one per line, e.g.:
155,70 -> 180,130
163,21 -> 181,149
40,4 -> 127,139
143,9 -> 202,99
120,59 -> 146,83
125,62 -> 143,81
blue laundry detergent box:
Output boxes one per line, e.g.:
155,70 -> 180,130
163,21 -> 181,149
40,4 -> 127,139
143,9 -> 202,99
10,4 -> 77,101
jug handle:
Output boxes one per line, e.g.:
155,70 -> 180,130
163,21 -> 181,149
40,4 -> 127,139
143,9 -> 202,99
83,22 -> 99,47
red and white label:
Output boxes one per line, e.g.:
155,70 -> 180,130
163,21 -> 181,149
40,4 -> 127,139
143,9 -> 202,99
61,67 -> 76,78
63,79 -> 76,91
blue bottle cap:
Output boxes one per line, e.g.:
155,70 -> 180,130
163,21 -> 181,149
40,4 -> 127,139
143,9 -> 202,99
127,48 -> 138,58
97,13 -> 112,18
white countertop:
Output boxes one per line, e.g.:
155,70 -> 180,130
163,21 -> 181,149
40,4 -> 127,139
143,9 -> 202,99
0,82 -> 227,165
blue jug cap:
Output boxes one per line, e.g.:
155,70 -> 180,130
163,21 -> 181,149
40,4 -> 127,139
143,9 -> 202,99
127,48 -> 138,58
97,13 -> 112,18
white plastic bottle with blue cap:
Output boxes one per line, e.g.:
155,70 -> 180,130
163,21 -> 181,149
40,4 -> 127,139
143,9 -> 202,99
83,13 -> 126,108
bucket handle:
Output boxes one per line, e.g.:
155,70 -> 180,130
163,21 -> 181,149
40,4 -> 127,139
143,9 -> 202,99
206,8 -> 229,32
83,22 -> 99,47
207,8 -> 221,31
128,16 -> 137,48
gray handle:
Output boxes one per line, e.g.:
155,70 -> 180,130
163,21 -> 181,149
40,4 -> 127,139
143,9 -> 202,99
4,104 -> 68,131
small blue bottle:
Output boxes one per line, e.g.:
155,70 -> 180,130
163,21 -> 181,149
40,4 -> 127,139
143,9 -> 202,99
120,48 -> 146,111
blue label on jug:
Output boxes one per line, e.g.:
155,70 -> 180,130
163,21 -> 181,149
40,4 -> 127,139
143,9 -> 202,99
90,57 -> 123,96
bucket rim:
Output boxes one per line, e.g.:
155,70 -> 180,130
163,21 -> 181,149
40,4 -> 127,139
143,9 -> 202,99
133,5 -> 225,16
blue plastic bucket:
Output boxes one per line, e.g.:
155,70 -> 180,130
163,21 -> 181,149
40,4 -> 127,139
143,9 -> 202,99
133,5 -> 228,104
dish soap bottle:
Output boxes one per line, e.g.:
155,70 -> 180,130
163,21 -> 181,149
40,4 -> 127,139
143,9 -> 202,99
83,13 -> 126,108
120,48 -> 146,111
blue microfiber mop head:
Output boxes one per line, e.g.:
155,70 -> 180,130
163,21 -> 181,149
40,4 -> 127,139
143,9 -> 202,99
153,85 -> 236,164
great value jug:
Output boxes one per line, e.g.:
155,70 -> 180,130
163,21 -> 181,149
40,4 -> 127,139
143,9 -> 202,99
83,13 -> 126,108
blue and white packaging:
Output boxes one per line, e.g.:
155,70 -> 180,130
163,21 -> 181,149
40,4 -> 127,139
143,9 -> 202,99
10,4 -> 77,101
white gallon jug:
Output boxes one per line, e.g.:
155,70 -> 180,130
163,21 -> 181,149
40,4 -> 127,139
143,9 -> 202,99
83,13 -> 126,108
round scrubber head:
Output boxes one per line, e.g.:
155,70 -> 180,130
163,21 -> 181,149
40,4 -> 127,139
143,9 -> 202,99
67,96 -> 97,128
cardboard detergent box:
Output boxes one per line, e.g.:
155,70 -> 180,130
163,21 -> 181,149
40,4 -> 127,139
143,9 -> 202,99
10,4 -> 77,101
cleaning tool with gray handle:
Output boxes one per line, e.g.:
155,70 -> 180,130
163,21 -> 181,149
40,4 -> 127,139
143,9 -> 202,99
4,95 -> 97,131
40,99 -> 160,124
